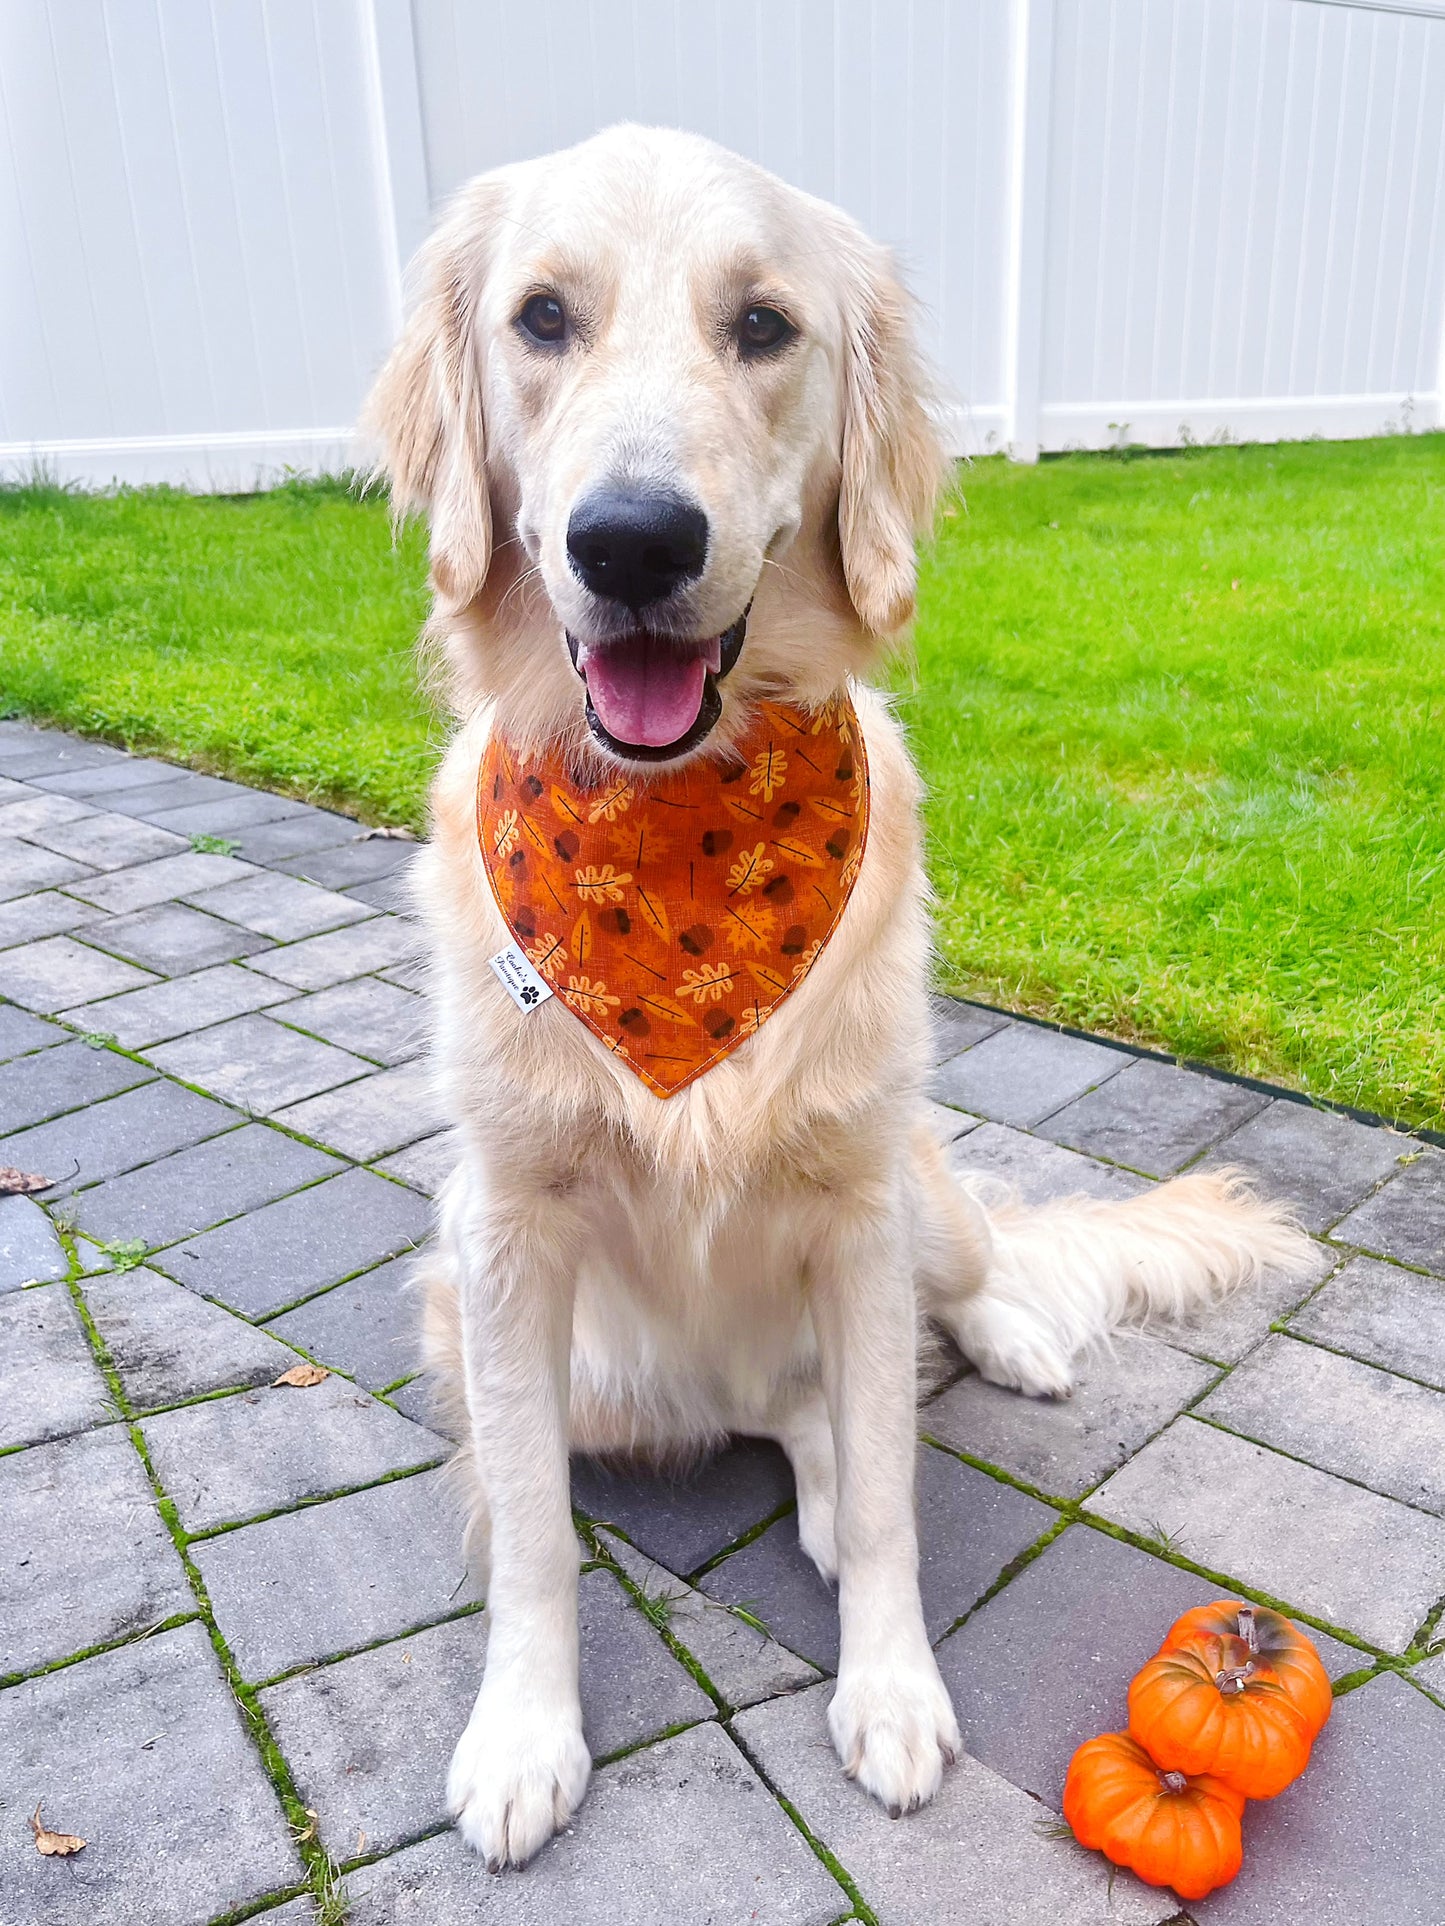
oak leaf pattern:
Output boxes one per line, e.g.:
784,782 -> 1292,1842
726,843 -> 774,896
477,697 -> 868,1096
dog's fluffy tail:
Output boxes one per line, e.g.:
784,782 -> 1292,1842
943,1167 -> 1313,1398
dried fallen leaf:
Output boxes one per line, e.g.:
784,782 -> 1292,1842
273,1363 -> 329,1388
29,1805 -> 85,1856
362,824 -> 417,840
0,1167 -> 50,1195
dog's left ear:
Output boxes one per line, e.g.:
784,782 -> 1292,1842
836,240 -> 949,637
362,180 -> 502,608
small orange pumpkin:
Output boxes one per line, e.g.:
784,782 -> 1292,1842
1129,1632 -> 1314,1798
1063,1731 -> 1245,1900
1160,1601 -> 1332,1739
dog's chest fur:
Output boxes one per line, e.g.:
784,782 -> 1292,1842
417,684 -> 932,1428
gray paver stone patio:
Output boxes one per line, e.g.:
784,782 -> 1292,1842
82,1265 -> 300,1410
0,790 -> 94,834
146,789 -> 310,834
1331,1147 -> 1445,1273
106,772 -> 262,819
0,1035 -> 154,1132
948,1119 -> 1150,1204
277,836 -> 419,889
262,1567 -> 712,1860
23,753 -> 178,797
0,836 -> 96,902
144,1009 -> 373,1111
0,1282 -> 108,1448
191,1467 -> 479,1680
68,1121 -> 341,1251
273,1059 -> 438,1160
700,1443 -> 1052,1668
925,1332 -> 1219,1497
571,1437 -> 796,1575
153,1163 -> 430,1317
0,1192 -> 69,1290
64,848 -> 257,913
0,887 -> 107,946
1288,1253 -> 1445,1388
344,1721 -> 842,1925
934,1524 -> 1362,1812
0,1001 -> 66,1059
185,868 -> 374,940
67,960 -> 292,1048
20,809 -> 189,870
225,806 -> 366,863
1199,1097 -> 1407,1230
1,1426 -> 193,1676
930,1020 -> 1125,1128
142,1376 -> 447,1532
88,898 -> 273,972
734,1679 -> 1171,1926
0,1077 -> 239,1197
385,1373 -> 449,1432
1085,1415 -> 1445,1652
245,915 -> 418,990
928,994 -> 1011,1063
601,1531 -> 823,1709
266,1253 -> 420,1389
1193,1671 -> 1445,1926
1199,1332 -> 1445,1514
0,1621 -> 302,1926
1039,1056 -> 1271,1175
924,1097 -> 979,1143
376,1128 -> 458,1195
272,974 -> 426,1064
0,933 -> 157,1010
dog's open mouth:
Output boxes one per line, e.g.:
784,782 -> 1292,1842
568,614 -> 747,762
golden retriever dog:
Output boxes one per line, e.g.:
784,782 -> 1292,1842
364,124 -> 1308,1871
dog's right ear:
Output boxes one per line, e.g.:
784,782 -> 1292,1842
363,182 -> 502,607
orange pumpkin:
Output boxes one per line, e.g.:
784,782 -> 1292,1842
1063,1731 -> 1245,1900
1160,1601 -> 1332,1739
1129,1632 -> 1314,1797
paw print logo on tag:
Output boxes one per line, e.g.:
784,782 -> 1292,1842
489,944 -> 555,1013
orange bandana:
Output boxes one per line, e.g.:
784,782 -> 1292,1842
477,696 -> 869,1097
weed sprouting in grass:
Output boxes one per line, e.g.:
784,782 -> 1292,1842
1141,1519 -> 1187,1559
627,1580 -> 676,1632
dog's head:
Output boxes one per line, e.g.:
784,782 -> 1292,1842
366,125 -> 946,764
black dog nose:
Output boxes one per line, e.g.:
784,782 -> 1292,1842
566,488 -> 708,609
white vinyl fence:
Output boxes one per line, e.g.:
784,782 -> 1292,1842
2,0 -> 1443,487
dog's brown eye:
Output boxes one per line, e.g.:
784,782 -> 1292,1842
736,304 -> 795,357
517,293 -> 568,345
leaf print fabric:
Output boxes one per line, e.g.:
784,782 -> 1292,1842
476,697 -> 870,1097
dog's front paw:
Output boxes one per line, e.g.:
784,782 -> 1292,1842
448,1692 -> 591,1869
828,1653 -> 961,1816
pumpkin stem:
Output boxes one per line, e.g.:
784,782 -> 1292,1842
1159,1771 -> 1189,1793
1237,1605 -> 1259,1654
1215,1660 -> 1257,1695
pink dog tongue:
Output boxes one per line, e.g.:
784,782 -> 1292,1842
585,636 -> 708,748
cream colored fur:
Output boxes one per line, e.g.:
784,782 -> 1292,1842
365,124 -> 1312,1871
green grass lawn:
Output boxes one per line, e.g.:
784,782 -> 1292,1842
3,437 -> 1442,1129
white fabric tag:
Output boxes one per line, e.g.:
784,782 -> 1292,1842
488,943 -> 554,1012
